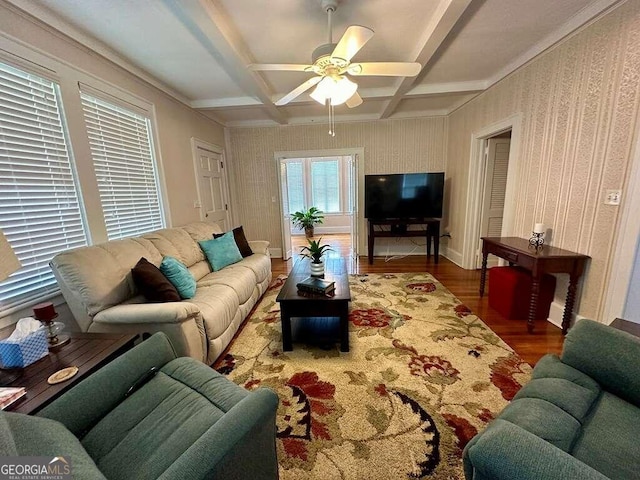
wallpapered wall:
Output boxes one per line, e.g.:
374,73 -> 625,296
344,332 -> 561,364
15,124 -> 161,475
446,0 -> 640,319
226,117 -> 448,253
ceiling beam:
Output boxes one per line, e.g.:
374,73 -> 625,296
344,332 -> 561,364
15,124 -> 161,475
162,0 -> 287,124
379,0 -> 475,119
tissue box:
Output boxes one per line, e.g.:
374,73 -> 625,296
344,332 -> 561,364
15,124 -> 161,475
0,328 -> 49,368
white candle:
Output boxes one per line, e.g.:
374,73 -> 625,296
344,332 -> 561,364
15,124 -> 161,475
533,223 -> 545,234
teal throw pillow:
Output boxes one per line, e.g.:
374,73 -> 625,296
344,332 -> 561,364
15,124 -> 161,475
199,232 -> 243,271
159,256 -> 196,299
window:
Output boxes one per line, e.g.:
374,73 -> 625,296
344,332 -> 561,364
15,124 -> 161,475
311,159 -> 340,213
0,61 -> 88,313
80,92 -> 164,240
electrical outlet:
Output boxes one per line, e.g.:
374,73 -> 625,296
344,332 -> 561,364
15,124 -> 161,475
604,189 -> 622,206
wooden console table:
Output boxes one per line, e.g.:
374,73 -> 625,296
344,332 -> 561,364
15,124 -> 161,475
479,237 -> 590,334
368,218 -> 440,264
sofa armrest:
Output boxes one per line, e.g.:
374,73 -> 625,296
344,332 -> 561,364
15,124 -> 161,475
37,333 -> 177,438
464,420 -> 609,480
562,319 -> 640,406
93,302 -> 201,324
91,303 -> 206,361
158,388 -> 279,480
248,240 -> 270,257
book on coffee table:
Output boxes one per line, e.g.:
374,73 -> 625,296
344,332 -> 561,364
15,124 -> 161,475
297,277 -> 335,295
0,387 -> 26,410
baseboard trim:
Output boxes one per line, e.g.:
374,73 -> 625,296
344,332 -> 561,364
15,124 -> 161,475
548,300 -> 588,330
269,247 -> 282,258
442,246 -> 463,267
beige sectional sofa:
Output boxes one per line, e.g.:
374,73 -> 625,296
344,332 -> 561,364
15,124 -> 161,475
50,222 -> 271,364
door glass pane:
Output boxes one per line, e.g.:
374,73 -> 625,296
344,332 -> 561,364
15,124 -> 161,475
286,161 -> 304,213
311,159 -> 339,213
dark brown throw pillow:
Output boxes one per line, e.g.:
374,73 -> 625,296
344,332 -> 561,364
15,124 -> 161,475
214,226 -> 253,257
132,257 -> 181,302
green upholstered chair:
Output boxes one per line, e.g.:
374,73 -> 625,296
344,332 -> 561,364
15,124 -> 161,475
463,319 -> 640,480
0,332 -> 280,480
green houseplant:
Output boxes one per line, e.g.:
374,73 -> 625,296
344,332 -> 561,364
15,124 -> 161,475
291,207 -> 324,238
300,238 -> 332,277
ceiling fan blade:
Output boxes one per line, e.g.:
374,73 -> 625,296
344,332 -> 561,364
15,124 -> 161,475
275,76 -> 323,106
348,62 -> 421,77
331,26 -> 374,63
249,64 -> 312,72
345,91 -> 363,108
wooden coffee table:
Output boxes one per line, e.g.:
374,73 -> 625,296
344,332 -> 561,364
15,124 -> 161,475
2,332 -> 138,414
276,256 -> 351,352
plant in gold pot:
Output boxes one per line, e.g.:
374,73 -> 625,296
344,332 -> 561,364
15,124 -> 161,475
300,238 -> 332,277
291,207 -> 324,238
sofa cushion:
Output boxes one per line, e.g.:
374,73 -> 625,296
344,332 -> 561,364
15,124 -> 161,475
188,284 -> 240,338
572,392 -> 640,480
143,228 -> 204,266
80,357 -> 247,480
215,226 -> 253,257
532,354 -> 601,393
131,257 -> 181,302
197,266 -> 256,305
50,238 -> 162,319
235,254 -> 271,284
160,257 -> 196,299
200,233 -> 242,271
181,221 -> 223,243
2,412 -> 106,479
497,398 -> 581,452
513,377 -> 600,422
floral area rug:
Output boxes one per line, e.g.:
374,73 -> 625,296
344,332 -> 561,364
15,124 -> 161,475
214,273 -> 532,479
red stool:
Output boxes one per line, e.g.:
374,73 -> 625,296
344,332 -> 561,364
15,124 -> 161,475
488,266 -> 556,320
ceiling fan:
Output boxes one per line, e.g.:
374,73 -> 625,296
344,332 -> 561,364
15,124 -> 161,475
249,0 -> 421,108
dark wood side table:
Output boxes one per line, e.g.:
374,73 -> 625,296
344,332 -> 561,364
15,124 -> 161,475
368,218 -> 440,264
479,237 -> 590,334
276,256 -> 351,352
2,332 -> 139,414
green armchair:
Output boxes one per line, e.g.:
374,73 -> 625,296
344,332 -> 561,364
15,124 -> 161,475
463,319 -> 640,480
0,333 -> 279,480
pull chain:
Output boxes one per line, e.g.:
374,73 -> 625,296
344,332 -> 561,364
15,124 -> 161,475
327,102 -> 336,137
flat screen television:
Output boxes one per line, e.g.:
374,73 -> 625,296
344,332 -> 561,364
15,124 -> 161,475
365,172 -> 444,219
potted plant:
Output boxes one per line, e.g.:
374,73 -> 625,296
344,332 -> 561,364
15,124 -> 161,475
291,207 -> 324,238
300,238 -> 333,277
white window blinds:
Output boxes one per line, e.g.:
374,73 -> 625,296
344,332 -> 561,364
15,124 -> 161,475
80,92 -> 164,240
311,159 -> 340,213
0,61 -> 88,312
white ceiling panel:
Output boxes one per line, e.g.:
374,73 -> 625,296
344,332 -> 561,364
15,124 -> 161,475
36,0 -> 245,100
421,0 -> 597,84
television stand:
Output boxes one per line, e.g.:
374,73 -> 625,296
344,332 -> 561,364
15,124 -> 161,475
367,218 -> 441,264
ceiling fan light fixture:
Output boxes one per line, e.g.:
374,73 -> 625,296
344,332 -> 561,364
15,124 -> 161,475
310,76 -> 358,106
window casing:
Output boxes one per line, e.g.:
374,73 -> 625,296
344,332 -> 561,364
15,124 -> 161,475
0,61 -> 88,313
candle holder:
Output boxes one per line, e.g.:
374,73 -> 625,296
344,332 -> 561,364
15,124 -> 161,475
33,302 -> 70,349
529,232 -> 544,250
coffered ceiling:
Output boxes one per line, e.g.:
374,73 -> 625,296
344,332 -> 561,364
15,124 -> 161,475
9,0 -> 622,127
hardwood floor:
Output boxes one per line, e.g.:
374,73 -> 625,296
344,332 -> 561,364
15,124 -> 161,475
279,233 -> 564,366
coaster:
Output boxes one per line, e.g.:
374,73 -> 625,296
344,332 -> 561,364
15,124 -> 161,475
47,366 -> 78,385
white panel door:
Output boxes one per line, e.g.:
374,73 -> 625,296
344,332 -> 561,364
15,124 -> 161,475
477,138 -> 511,268
196,147 -> 229,230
